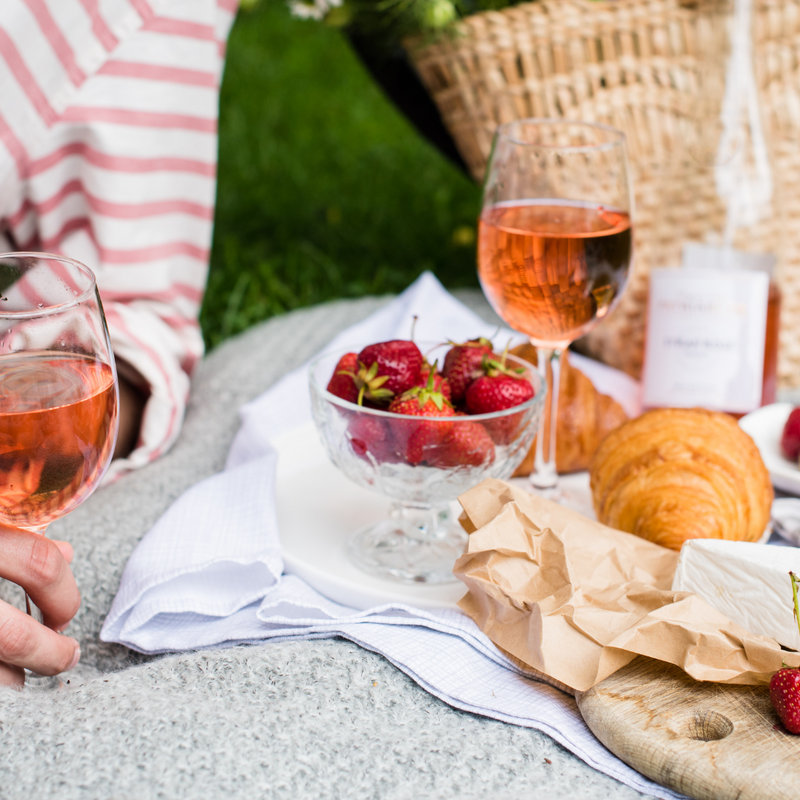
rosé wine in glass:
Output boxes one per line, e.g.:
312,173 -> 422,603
478,200 -> 632,346
0,353 -> 116,529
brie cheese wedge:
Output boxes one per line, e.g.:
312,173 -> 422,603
672,539 -> 800,650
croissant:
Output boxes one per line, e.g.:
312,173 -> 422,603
590,408 -> 773,550
511,345 -> 628,475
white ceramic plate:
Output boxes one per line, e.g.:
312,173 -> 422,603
273,418 -> 778,609
740,402 -> 800,495
272,422 -> 596,610
272,421 -> 467,611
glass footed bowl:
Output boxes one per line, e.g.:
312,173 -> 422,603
308,343 -> 546,584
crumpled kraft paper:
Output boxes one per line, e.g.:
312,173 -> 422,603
454,478 -> 800,693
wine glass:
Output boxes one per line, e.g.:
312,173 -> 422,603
0,253 -> 119,687
477,120 -> 634,498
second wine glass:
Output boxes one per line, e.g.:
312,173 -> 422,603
477,119 -> 634,497
0,252 -> 119,687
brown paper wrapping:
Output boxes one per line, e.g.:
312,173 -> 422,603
454,479 -> 800,693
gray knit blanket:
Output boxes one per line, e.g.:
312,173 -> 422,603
0,292 -> 652,800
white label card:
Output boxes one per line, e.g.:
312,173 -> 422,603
682,242 -> 776,276
643,267 -> 769,413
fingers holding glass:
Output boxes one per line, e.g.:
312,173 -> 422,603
0,660 -> 24,687
0,524 -> 81,683
0,599 -> 80,680
0,525 -> 81,633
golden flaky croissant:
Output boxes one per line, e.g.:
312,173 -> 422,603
511,344 -> 628,475
590,408 -> 773,550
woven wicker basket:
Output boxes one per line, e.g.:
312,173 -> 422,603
406,0 -> 800,386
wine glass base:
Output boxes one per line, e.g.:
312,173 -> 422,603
347,510 -> 468,585
24,670 -> 61,690
528,481 -> 560,501
526,476 -> 596,517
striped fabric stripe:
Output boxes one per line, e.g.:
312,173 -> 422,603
0,27 -> 59,125
0,0 -> 239,481
29,142 -> 216,177
29,179 -> 215,219
103,283 -> 206,304
0,109 -> 29,178
126,0 -> 155,23
98,60 -> 218,88
60,107 -> 218,132
76,0 -> 118,51
26,0 -> 87,85
144,17 -> 216,41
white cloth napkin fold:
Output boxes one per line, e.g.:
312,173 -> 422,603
101,273 -> 674,799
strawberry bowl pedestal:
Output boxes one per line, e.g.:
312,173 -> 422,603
308,345 -> 545,584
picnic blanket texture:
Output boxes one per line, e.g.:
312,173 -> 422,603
0,292 -> 654,800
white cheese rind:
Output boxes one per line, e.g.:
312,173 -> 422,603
672,539 -> 800,650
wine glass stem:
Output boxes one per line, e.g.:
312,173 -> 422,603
22,524 -> 60,689
531,346 -> 563,492
25,592 -> 45,627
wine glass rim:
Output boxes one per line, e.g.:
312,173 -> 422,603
0,251 -> 97,317
495,118 -> 627,153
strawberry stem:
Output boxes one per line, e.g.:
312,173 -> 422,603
484,355 -> 525,377
426,361 -> 437,390
792,571 -> 800,640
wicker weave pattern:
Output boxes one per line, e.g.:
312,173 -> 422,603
408,0 -> 800,385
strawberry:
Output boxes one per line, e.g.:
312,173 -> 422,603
465,356 -> 535,445
352,360 -> 396,406
419,362 -> 452,403
771,669 -> 800,734
466,372 -> 535,415
327,352 -> 396,407
770,571 -> 800,734
347,413 -> 398,464
357,340 -> 423,400
328,341 -> 422,407
387,369 -> 453,418
782,407 -> 800,461
405,422 -> 451,466
442,337 -> 495,404
387,371 -> 454,465
326,353 -> 360,404
437,421 -> 495,468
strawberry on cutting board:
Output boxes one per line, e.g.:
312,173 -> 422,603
770,571 -> 800,734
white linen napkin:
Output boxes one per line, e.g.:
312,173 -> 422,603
101,274 -> 675,799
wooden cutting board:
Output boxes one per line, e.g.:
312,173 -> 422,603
576,657 -> 800,800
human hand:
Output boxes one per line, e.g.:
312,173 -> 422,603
0,525 -> 81,687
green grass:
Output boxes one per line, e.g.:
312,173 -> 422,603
201,0 -> 482,349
